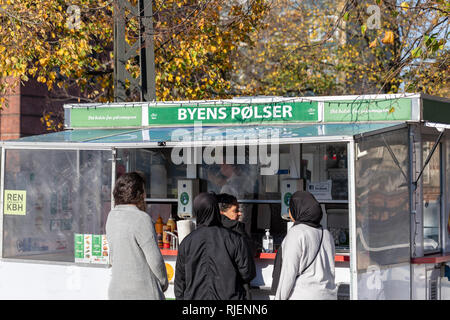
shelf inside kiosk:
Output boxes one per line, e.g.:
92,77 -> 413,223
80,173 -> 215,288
118,141 -> 350,258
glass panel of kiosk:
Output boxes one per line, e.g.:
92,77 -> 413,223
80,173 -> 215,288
422,139 -> 442,254
2,149 -> 112,263
354,128 -> 411,299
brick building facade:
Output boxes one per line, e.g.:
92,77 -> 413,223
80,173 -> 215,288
0,78 -> 64,140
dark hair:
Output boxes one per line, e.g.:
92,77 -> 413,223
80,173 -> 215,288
113,172 -> 146,206
216,193 -> 238,211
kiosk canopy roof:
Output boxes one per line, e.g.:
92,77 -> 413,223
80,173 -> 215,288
5,122 -> 406,146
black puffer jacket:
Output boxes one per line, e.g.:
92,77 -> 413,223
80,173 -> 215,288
174,193 -> 256,300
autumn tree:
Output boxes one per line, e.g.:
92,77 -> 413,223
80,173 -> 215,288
232,0 -> 449,97
0,1 -> 270,108
0,0 -> 114,103
0,0 -> 447,132
143,0 -> 270,100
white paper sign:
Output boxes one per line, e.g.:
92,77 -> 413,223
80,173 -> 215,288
307,180 -> 332,200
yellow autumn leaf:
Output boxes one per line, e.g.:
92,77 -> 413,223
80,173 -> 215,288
381,31 -> 394,45
400,2 -> 409,11
369,38 -> 378,48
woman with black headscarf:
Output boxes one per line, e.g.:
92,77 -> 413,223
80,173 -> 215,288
272,191 -> 337,300
174,192 -> 256,300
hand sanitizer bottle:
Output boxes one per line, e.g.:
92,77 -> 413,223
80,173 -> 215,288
262,229 -> 273,253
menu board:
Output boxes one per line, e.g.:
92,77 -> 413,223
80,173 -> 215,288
74,234 -> 110,264
91,234 -> 110,264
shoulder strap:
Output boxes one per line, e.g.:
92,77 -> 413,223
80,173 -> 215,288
299,226 -> 324,276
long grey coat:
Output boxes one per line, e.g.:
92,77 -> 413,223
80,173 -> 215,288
106,204 -> 168,300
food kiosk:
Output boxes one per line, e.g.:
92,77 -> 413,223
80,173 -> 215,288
0,93 -> 449,300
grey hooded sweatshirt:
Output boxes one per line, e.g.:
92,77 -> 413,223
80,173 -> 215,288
274,224 -> 337,300
274,191 -> 337,300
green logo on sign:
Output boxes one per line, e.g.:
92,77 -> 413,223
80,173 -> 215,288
284,192 -> 292,206
180,192 -> 190,206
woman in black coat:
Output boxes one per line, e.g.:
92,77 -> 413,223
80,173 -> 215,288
174,192 -> 256,300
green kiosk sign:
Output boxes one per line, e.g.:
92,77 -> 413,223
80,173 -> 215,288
67,101 -> 319,128
148,101 -> 318,126
70,107 -> 142,127
67,96 -> 438,128
324,98 -> 411,122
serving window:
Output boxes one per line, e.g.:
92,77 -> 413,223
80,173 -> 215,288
118,142 -> 349,251
2,149 -> 112,263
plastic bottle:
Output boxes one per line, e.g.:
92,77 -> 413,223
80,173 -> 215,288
155,216 -> 163,249
167,217 -> 176,233
162,225 -> 171,249
262,229 -> 273,253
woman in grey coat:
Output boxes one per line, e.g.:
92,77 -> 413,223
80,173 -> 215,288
106,172 -> 168,300
273,191 -> 337,300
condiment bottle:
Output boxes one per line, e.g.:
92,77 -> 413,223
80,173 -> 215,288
262,229 -> 273,253
155,216 -> 163,249
163,225 -> 171,249
167,217 -> 176,233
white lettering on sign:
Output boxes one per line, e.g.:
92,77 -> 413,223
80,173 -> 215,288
273,105 -> 281,118
197,108 -> 206,120
207,108 -> 217,120
178,108 -> 187,120
176,105 -> 294,121
187,108 -> 196,120
218,107 -> 227,119
87,115 -> 137,121
263,106 -> 272,118
254,107 -> 263,119
283,105 -> 293,118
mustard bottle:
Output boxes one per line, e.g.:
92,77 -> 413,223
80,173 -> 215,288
155,216 -> 163,248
